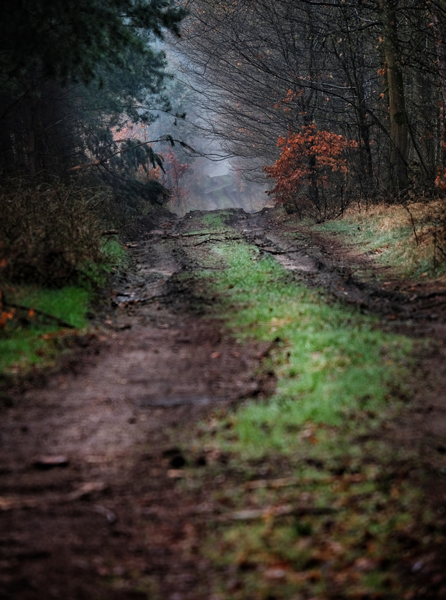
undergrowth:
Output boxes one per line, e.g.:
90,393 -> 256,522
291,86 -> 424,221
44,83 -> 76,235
0,285 -> 90,376
314,200 -> 446,279
0,177 -> 109,287
0,168 -> 134,378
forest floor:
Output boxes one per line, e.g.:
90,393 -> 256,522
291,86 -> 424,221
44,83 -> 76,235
1,207 -> 446,599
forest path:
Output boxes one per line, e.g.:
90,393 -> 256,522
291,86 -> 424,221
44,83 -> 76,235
1,208 -> 446,599
0,212 -> 269,600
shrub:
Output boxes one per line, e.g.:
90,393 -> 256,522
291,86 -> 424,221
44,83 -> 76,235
0,177 -> 107,287
264,125 -> 358,221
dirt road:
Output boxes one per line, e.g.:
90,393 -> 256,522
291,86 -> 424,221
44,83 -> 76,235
1,208 -> 446,599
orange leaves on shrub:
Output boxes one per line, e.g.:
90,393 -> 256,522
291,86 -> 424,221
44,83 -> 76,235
0,291 -> 15,330
264,125 -> 357,205
0,289 -> 36,332
273,88 -> 303,111
0,308 -> 15,329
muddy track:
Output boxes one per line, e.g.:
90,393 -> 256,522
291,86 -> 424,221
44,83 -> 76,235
1,207 -> 446,599
0,212 -> 271,600
227,208 -> 446,328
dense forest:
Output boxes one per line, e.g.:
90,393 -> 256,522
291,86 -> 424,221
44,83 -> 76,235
177,0 -> 446,219
2,1 -> 446,226
0,0 -> 188,289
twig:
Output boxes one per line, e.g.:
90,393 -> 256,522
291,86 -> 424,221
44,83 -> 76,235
243,473 -> 368,491
4,301 -> 75,329
181,230 -> 233,237
0,482 -> 107,512
222,504 -> 338,522
261,248 -> 305,255
401,202 -> 419,246
90,504 -> 117,524
193,236 -> 240,246
70,137 -> 198,171
413,290 -> 446,301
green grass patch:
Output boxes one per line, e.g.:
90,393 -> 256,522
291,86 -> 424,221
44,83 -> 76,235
12,285 -> 90,329
83,237 -> 128,286
200,241 -> 411,455
0,239 -> 126,376
201,212 -> 226,229
0,284 -> 91,375
101,237 -> 127,266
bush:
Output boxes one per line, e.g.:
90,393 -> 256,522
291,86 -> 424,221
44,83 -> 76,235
0,176 -> 107,287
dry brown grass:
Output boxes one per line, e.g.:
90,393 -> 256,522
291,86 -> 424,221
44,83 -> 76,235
319,198 -> 446,278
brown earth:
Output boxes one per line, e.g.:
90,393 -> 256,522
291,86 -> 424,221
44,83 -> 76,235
1,207 -> 446,599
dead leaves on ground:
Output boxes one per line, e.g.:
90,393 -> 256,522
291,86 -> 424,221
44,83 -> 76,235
193,428 -> 446,599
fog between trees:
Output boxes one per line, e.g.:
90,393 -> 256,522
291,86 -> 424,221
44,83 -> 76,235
1,0 -> 446,223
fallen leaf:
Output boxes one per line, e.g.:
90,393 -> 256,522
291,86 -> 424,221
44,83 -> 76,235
167,469 -> 185,479
264,567 -> 288,580
354,557 -> 379,572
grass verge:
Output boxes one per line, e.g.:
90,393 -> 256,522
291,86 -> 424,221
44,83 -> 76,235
313,200 -> 446,280
0,285 -> 90,376
204,242 -> 412,451
0,238 -> 127,378
176,216 -> 445,599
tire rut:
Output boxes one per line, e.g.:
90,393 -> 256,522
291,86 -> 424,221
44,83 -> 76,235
228,209 -> 446,327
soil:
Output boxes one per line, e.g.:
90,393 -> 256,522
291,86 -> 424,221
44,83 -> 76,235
1,207 -> 446,599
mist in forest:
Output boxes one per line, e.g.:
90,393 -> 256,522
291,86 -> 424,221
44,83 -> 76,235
169,155 -> 270,216
149,67 -> 270,215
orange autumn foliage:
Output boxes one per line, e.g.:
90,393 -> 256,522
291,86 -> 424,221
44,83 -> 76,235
264,125 -> 357,205
0,290 -> 15,330
435,169 -> 446,190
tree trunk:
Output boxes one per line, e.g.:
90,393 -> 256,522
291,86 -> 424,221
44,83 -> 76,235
431,5 -> 446,167
25,96 -> 38,177
379,0 -> 409,190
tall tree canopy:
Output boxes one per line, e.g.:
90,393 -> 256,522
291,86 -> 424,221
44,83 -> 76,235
1,0 -> 184,85
0,0 -> 186,192
178,0 -> 446,214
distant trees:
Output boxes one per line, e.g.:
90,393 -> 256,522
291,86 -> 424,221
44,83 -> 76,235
179,0 -> 446,215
